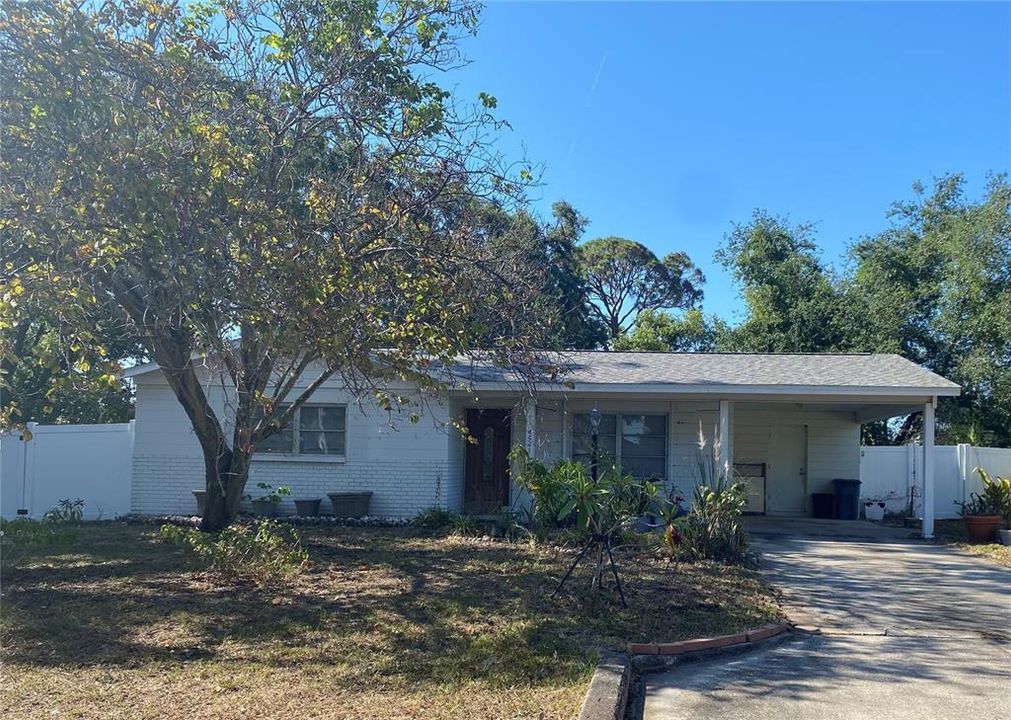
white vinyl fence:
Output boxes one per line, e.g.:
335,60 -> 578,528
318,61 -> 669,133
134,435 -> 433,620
0,422 -> 135,520
860,444 -> 1011,520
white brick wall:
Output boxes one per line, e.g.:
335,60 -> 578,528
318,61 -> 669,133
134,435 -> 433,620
131,370 -> 462,518
131,455 -> 454,517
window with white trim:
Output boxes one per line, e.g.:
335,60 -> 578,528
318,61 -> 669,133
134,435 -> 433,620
572,412 -> 667,479
257,404 -> 347,456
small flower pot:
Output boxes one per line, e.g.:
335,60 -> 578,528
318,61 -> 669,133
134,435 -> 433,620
328,492 -> 372,518
964,515 -> 1002,543
999,529 -> 1011,546
864,502 -> 885,522
294,498 -> 322,517
193,491 -> 207,516
251,499 -> 278,517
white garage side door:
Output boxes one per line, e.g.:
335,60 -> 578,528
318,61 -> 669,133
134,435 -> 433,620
766,425 -> 807,515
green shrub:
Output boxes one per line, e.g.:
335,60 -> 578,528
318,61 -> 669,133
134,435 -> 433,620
160,520 -> 309,586
43,498 -> 85,523
491,509 -> 528,541
450,514 -> 482,537
413,506 -> 457,529
0,518 -> 77,572
961,468 -> 1011,525
666,426 -> 749,562
244,482 -> 292,505
510,449 -> 581,529
511,447 -> 660,536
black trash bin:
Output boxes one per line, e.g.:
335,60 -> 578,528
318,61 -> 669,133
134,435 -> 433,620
811,493 -> 834,519
833,478 -> 862,520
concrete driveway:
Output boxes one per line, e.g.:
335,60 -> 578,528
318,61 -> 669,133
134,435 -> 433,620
642,533 -> 1011,719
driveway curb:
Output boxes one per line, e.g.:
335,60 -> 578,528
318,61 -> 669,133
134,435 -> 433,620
582,624 -> 793,719
577,654 -> 631,720
626,622 -> 790,656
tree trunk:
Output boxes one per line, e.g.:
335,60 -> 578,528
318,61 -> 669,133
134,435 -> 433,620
199,447 -> 253,532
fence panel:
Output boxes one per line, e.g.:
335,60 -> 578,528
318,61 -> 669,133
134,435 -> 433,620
858,446 -> 913,514
860,444 -> 1011,520
1,422 -> 134,520
964,446 -> 1011,500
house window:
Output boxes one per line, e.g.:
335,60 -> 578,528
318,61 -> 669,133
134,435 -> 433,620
572,413 -> 618,468
257,404 -> 347,457
572,412 -> 667,479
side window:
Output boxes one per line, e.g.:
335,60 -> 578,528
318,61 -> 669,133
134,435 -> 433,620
298,405 -> 347,455
620,414 -> 667,480
255,404 -> 346,456
571,412 -> 667,479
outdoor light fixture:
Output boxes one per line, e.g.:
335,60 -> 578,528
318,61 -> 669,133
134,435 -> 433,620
589,406 -> 602,431
589,406 -> 601,485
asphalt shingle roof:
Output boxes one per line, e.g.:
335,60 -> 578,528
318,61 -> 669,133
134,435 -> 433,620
453,352 -> 960,392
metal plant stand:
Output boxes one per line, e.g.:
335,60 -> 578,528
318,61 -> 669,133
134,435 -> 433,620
551,532 -> 628,608
550,406 -> 628,609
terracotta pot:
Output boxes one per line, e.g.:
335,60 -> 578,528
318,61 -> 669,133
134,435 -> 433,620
964,515 -> 1002,543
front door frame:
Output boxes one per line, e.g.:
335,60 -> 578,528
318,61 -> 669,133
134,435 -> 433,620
464,408 -> 512,515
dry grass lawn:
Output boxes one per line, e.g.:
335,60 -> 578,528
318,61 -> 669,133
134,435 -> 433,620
1,523 -> 779,719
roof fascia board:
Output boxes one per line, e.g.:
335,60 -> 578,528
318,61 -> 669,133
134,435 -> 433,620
459,382 -> 960,397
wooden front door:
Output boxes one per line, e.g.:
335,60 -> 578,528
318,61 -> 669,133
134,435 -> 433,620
464,409 -> 512,514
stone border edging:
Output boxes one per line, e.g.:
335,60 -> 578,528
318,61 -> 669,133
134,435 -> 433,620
626,622 -> 790,656
577,655 -> 631,720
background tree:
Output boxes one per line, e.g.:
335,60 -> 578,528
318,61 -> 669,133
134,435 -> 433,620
719,177 -> 1010,446
1,0 -> 551,531
542,202 -> 609,349
578,237 -> 703,343
1,314 -> 135,426
612,309 -> 728,352
467,200 -> 606,350
849,174 -> 1011,445
716,212 -> 852,352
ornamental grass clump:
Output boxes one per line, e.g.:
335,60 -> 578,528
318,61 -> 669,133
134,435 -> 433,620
666,425 -> 749,563
160,519 -> 309,586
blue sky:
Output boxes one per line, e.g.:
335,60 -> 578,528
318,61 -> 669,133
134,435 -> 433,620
449,1 -> 1011,322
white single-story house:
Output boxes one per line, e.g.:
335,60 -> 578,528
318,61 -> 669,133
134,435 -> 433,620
125,352 -> 960,537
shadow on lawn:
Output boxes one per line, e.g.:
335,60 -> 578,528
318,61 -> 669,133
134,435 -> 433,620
1,525 -> 776,690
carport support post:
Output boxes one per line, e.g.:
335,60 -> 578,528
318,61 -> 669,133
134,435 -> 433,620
922,399 -> 935,539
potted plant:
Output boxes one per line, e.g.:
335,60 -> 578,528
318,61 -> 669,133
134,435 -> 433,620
862,491 -> 898,522
975,468 -> 1011,546
863,498 -> 886,522
956,468 -> 1007,543
245,482 -> 291,517
294,498 -> 322,517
